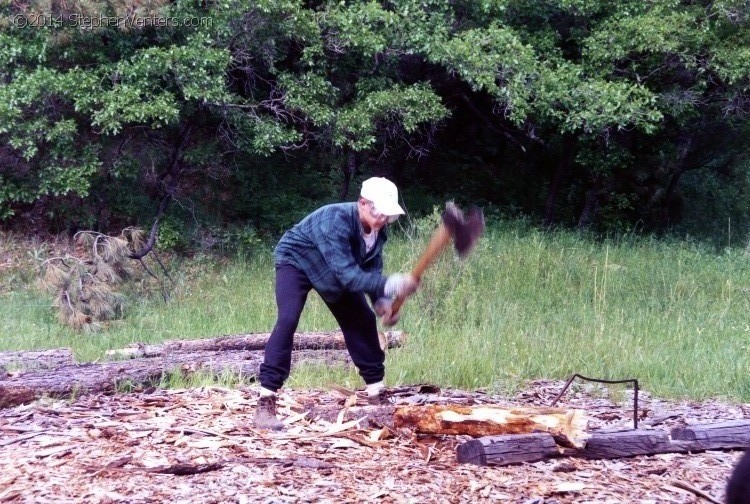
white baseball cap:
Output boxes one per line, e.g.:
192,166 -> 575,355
360,177 -> 405,216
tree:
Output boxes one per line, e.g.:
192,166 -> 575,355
1,0 -> 749,237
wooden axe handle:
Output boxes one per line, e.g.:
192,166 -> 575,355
389,223 -> 452,316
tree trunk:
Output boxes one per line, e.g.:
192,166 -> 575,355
340,151 -> 356,200
543,135 -> 576,226
394,404 -> 589,448
0,349 -> 353,409
577,182 -> 601,229
653,133 -> 692,227
0,349 -> 75,373
105,330 -> 406,359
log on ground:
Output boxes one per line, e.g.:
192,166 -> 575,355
105,330 -> 406,359
457,432 -> 560,466
580,429 -> 675,459
0,349 -> 353,408
0,348 -> 75,373
394,404 -> 589,448
583,423 -> 750,459
456,421 -> 750,466
670,420 -> 750,450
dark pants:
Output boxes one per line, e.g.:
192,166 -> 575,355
258,263 -> 385,391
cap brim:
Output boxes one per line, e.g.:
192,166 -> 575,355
373,201 -> 405,216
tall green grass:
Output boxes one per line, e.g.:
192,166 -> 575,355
2,221 -> 750,401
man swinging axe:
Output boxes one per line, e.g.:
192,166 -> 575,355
253,179 -> 484,430
254,177 -> 419,430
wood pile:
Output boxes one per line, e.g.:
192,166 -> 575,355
392,404 -> 750,466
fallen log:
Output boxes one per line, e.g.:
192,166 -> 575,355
0,348 -> 75,373
670,420 -> 750,450
456,432 -> 561,466
105,330 -> 406,359
457,420 -> 750,466
394,404 -> 589,448
580,429 -> 676,459
0,349 -> 352,408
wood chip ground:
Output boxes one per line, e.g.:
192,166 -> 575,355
1,380 -> 747,503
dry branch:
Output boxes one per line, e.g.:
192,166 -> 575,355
105,330 -> 406,359
394,404 -> 589,448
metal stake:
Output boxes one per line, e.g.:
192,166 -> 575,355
550,374 -> 640,429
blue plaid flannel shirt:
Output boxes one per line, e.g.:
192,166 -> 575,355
274,202 -> 388,303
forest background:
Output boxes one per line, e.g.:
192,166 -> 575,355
1,0 -> 750,401
1,0 -> 749,241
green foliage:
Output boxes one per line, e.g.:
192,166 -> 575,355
333,84 -> 447,150
0,0 -> 749,238
427,23 -> 537,122
536,64 -> 663,134
675,160 -> 750,247
156,218 -> 188,252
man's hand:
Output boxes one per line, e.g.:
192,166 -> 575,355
374,297 -> 401,326
384,273 -> 419,299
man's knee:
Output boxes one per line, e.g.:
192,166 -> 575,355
275,313 -> 301,333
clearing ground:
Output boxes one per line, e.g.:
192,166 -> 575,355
0,380 -> 746,503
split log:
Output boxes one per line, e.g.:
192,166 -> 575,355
0,348 -> 75,373
394,404 -> 589,448
0,349 -> 352,408
457,420 -> 750,466
105,330 -> 406,359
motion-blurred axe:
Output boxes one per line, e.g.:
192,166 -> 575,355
380,202 -> 485,326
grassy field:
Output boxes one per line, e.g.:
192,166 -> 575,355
2,220 -> 750,402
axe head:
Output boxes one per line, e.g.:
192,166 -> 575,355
442,202 -> 485,259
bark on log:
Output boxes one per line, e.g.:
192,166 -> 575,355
457,420 -> 750,466
457,433 -> 560,466
0,349 -> 352,408
394,404 -> 589,448
0,349 -> 75,373
105,330 -> 406,359
670,420 -> 750,450
580,429 -> 675,459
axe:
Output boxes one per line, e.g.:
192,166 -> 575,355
381,202 -> 485,326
